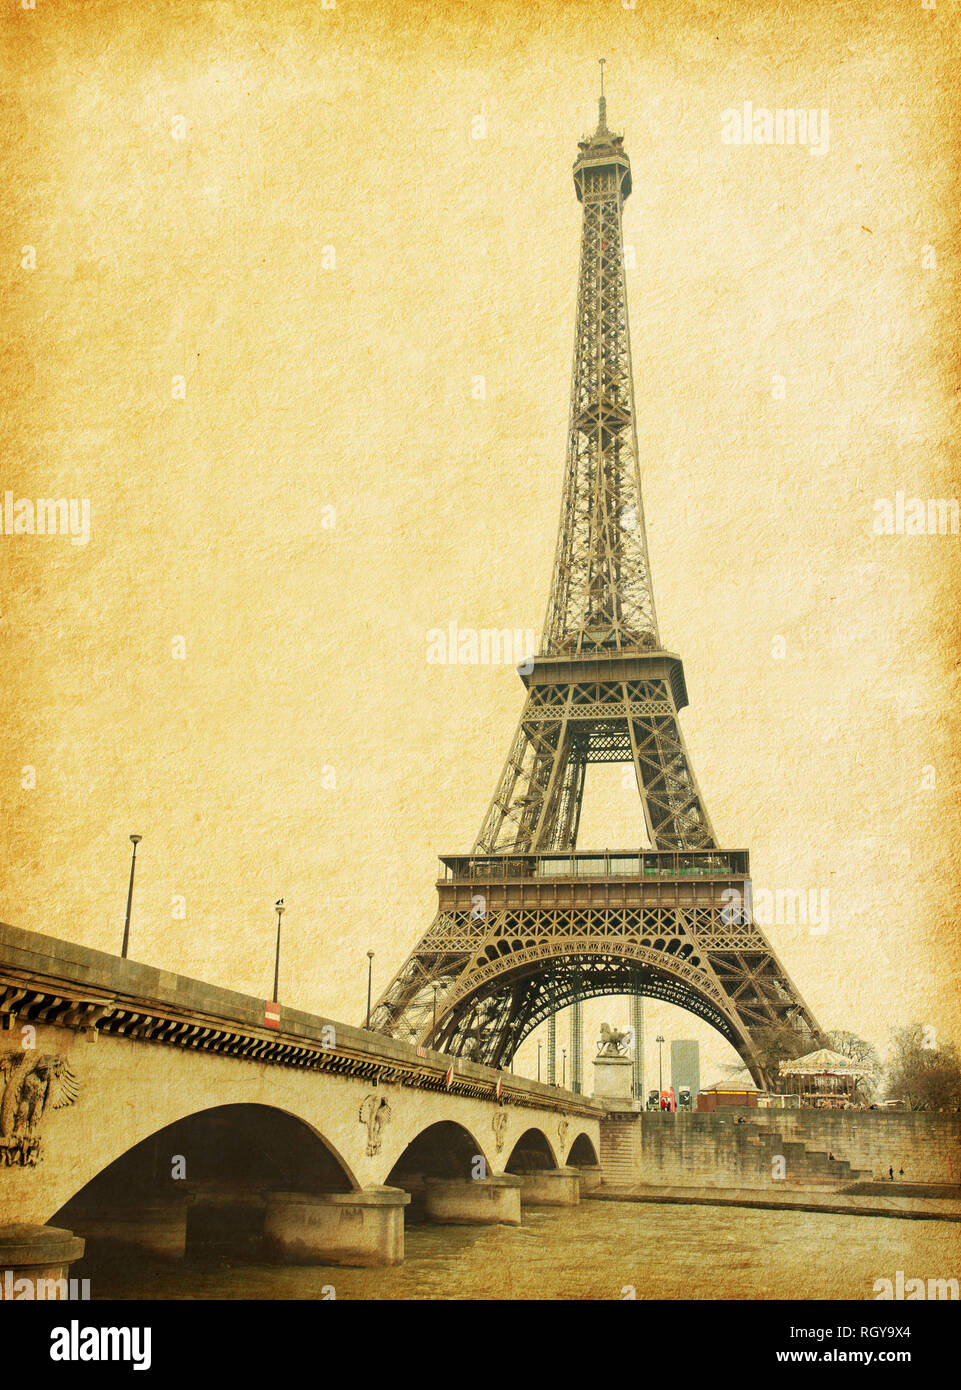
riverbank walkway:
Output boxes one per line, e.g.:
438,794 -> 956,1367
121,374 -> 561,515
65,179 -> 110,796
588,1182 -> 961,1222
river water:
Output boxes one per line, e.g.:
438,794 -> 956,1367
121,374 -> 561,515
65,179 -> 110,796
79,1201 -> 959,1301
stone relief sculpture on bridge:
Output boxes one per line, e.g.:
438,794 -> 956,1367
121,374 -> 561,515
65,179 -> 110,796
0,1051 -> 78,1166
557,1118 -> 569,1151
358,1093 -> 392,1157
492,1107 -> 508,1153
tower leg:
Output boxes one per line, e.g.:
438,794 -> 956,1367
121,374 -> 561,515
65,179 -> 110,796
631,994 -> 644,1099
571,1000 -> 583,1093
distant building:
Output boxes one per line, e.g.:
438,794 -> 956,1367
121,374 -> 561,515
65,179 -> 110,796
671,1039 -> 700,1098
696,1084 -> 758,1113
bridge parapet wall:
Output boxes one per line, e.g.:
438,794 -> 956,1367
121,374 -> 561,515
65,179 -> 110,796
0,921 -> 598,1119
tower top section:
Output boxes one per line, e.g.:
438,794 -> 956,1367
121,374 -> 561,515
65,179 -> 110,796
574,61 -> 632,202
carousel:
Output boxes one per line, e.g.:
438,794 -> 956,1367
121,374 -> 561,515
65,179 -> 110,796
777,1048 -> 874,1108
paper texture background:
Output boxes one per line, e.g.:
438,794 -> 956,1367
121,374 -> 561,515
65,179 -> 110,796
1,0 -> 959,1084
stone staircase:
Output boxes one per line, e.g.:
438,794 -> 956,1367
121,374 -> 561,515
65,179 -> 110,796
598,1118 -> 637,1184
745,1127 -> 872,1187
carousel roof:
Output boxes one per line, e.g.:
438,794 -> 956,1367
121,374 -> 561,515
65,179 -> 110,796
778,1048 -> 875,1078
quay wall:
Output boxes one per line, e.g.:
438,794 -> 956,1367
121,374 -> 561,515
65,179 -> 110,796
599,1110 -> 961,1188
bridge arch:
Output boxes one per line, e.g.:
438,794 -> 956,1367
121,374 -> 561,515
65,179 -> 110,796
51,1102 -> 358,1209
50,1102 -> 360,1257
383,1120 -> 490,1220
504,1126 -> 557,1174
566,1132 -> 599,1168
384,1120 -> 488,1185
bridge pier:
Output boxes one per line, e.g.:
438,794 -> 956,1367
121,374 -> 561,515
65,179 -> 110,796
423,1174 -> 522,1226
0,1225 -> 85,1300
516,1167 -> 582,1206
66,1196 -> 189,1260
571,1163 -> 604,1192
264,1188 -> 409,1267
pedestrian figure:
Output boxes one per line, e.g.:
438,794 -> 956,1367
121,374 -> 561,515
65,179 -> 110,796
888,1166 -> 894,1180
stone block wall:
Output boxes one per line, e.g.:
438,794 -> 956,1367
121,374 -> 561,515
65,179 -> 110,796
747,1110 -> 960,1184
598,1110 -> 961,1189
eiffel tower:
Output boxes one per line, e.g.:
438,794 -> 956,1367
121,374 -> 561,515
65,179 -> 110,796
370,75 -> 827,1087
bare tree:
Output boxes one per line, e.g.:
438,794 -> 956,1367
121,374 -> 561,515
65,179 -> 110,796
827,1030 -> 881,1100
721,1018 -> 813,1085
886,1024 -> 961,1112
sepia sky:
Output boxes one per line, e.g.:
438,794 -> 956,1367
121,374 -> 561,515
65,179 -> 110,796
1,0 -> 959,1086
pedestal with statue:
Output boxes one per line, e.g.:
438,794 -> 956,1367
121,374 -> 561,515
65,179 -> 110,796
593,1023 -> 636,1102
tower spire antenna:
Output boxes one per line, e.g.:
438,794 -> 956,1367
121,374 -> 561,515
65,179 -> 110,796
598,57 -> 607,129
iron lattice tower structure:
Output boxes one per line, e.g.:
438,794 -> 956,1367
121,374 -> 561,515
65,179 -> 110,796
370,84 -> 827,1087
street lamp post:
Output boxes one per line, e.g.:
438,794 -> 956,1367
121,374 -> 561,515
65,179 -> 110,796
120,835 -> 142,960
656,1033 -> 665,1093
273,900 -> 285,1001
537,1039 -> 542,1082
431,983 -> 438,1042
562,1046 -> 567,1088
366,950 -> 375,1030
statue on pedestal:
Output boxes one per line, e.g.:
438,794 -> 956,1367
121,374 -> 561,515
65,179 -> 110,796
597,1023 -> 630,1057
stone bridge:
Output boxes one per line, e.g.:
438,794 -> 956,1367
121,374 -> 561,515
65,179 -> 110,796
0,924 -> 602,1279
